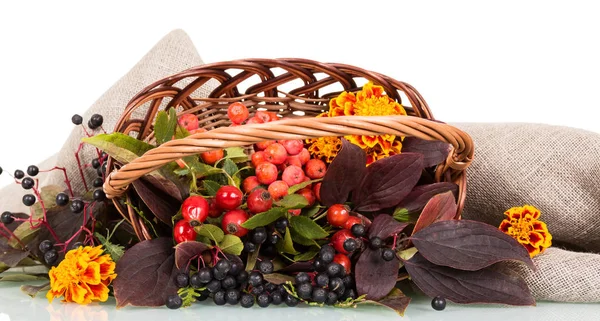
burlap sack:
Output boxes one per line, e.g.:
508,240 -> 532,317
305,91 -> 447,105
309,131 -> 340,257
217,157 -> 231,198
0,29 -> 217,214
456,122 -> 600,302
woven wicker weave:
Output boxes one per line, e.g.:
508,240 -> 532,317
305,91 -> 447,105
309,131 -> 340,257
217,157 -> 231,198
103,58 -> 474,241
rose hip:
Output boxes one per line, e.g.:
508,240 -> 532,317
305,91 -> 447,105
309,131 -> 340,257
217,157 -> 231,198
344,216 -> 363,230
268,180 -> 289,200
327,204 -> 350,227
333,254 -> 351,274
247,188 -> 273,214
242,176 -> 261,193
255,111 -> 273,123
246,116 -> 264,125
215,186 -> 243,210
313,182 -> 322,202
174,220 -> 196,244
181,195 -> 209,225
227,102 -> 249,124
332,229 -> 354,254
264,143 -> 288,165
305,159 -> 327,179
251,151 -> 268,168
297,187 -> 316,206
282,165 -> 305,187
255,162 -> 278,185
207,198 -> 222,218
255,140 -> 275,151
222,209 -> 250,237
279,140 -> 304,156
201,150 -> 224,165
177,114 -> 199,132
288,209 -> 301,216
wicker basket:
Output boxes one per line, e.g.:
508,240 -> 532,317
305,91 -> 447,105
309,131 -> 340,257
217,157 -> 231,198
103,58 -> 474,241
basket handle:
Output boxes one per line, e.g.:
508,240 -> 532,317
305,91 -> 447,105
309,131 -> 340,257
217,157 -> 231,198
104,115 -> 474,199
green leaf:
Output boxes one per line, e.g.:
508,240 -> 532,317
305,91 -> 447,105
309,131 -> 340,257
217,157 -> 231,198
0,273 -> 48,282
393,208 -> 413,222
290,216 -> 329,239
288,179 -> 322,195
289,226 -> 320,246
241,208 -> 287,229
245,244 -> 261,272
274,194 -> 309,209
202,180 -> 221,197
191,162 -> 224,178
219,234 -> 243,255
293,248 -> 320,262
95,233 -> 125,262
263,273 -> 295,285
20,282 -> 51,298
175,125 -> 190,139
82,133 -> 155,164
398,247 -> 418,261
222,158 -> 238,177
154,109 -> 178,145
224,147 -> 249,162
278,227 -> 298,255
303,206 -> 322,218
178,286 -> 203,307
194,224 -> 224,243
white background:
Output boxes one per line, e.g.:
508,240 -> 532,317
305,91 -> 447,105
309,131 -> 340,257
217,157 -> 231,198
0,0 -> 599,189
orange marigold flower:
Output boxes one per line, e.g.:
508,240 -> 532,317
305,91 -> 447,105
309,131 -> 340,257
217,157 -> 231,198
46,245 -> 117,304
499,205 -> 552,258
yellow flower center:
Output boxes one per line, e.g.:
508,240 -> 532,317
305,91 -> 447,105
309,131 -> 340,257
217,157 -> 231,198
352,95 -> 404,117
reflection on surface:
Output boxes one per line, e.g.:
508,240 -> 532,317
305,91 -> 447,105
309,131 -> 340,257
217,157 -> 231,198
1,282 -> 599,321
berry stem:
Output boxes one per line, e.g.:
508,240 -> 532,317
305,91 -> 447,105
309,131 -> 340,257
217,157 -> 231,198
31,182 -> 48,222
0,224 -> 26,249
74,142 -> 90,192
392,234 -> 398,250
79,124 -> 92,138
39,166 -> 75,197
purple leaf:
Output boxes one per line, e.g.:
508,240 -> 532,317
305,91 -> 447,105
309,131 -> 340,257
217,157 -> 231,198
353,153 -> 424,212
132,178 -> 180,226
401,137 -> 451,168
113,238 -> 178,308
355,248 -> 401,301
320,139 -> 367,206
412,191 -> 456,235
142,169 -> 189,203
411,220 -> 534,271
395,182 -> 459,217
369,214 -> 409,239
277,261 -> 314,273
405,253 -> 535,305
361,288 -> 411,316
174,241 -> 210,269
0,242 -> 29,267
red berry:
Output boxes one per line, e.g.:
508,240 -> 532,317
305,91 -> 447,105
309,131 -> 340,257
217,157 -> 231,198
251,151 -> 268,168
255,162 -> 278,185
332,229 -> 354,254
305,159 -> 327,179
333,254 -> 351,274
181,195 -> 209,225
264,143 -> 288,165
327,204 -> 350,227
282,165 -> 305,187
255,140 -> 274,151
343,216 -> 362,230
298,148 -> 310,165
176,159 -> 187,169
255,111 -> 273,123
189,128 -> 207,135
297,187 -> 316,206
174,220 -> 196,244
207,198 -> 222,218
246,116 -> 264,125
222,209 -> 249,237
177,114 -> 199,132
227,102 -> 249,124
201,150 -> 224,165
242,176 -> 261,193
215,186 -> 243,210
313,182 -> 322,202
268,112 -> 279,122
288,209 -> 301,216
247,188 -> 273,214
268,180 -> 289,200
279,140 -> 304,156
285,155 -> 303,168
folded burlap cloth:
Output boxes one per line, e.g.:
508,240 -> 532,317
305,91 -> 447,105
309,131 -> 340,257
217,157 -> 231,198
0,29 -> 598,303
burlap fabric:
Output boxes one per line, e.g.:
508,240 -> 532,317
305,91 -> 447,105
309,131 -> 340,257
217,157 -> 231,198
455,122 -> 600,302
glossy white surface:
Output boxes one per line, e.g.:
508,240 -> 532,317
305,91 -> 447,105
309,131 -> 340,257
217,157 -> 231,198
0,281 -> 598,321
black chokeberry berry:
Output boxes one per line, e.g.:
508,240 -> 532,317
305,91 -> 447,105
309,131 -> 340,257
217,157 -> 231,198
27,165 -> 39,177
70,199 -> 85,214
70,242 -> 83,250
325,291 -> 339,305
248,271 -> 263,287
236,270 -> 248,284
276,284 -> 288,295
240,293 -> 255,308
44,249 -> 58,266
369,236 -> 383,249
351,224 -> 366,237
221,275 -> 237,289
175,273 -> 189,288
244,241 -> 257,253
21,177 -> 34,190
165,294 -> 183,309
22,194 -> 36,206
312,287 -> 327,304
96,166 -> 104,177
258,260 -> 274,274
251,227 -> 267,244
382,248 -> 396,261
250,284 -> 265,296
274,217 -> 289,233
14,169 -> 25,179
316,273 -> 329,287
213,290 -> 226,305
1,211 -> 14,224
55,193 -> 69,206
228,261 -> 243,276
93,189 -> 106,202
257,292 -> 271,308
213,268 -> 227,281
319,245 -> 335,264
326,263 -> 342,277
198,289 -> 209,301
268,233 -> 280,245
198,267 -> 213,283
343,238 -> 358,252
225,289 -> 241,305
295,272 -> 310,285
342,288 -> 357,300
38,240 -> 53,253
206,279 -> 222,293
330,277 -> 345,296
432,296 -> 446,311
297,282 -> 312,300
88,114 -> 104,129
92,177 -> 104,188
313,258 -> 326,272
285,293 -> 299,307
0,166 -> 3,175
342,275 -> 354,288
92,158 -> 101,169
265,282 -> 277,293
71,114 -> 83,125
271,291 -> 283,305
189,273 -> 204,288
216,259 -> 232,274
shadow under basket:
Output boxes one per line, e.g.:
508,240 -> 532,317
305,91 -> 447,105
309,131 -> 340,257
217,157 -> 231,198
102,58 -> 474,241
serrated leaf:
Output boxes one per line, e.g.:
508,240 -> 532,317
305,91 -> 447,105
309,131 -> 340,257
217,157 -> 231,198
222,158 -> 238,177
154,108 -> 178,145
320,139 -> 367,206
82,133 -> 155,164
392,208 -> 414,222
290,216 -> 328,239
395,183 -> 459,219
202,180 -> 221,196
405,253 -> 535,305
360,288 -> 411,316
293,248 -> 319,262
20,282 -> 50,298
95,233 -> 125,263
289,227 -> 319,246
410,220 -> 534,271
275,194 -> 309,209
263,273 -> 295,285
412,191 -> 457,235
303,206 -> 322,218
219,234 -> 243,255
174,241 -> 210,269
401,137 -> 451,168
241,208 -> 286,229
224,147 -> 248,162
194,224 -> 224,243
355,247 -> 401,301
175,125 -> 190,139
288,179 -> 322,195
278,227 -> 298,255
